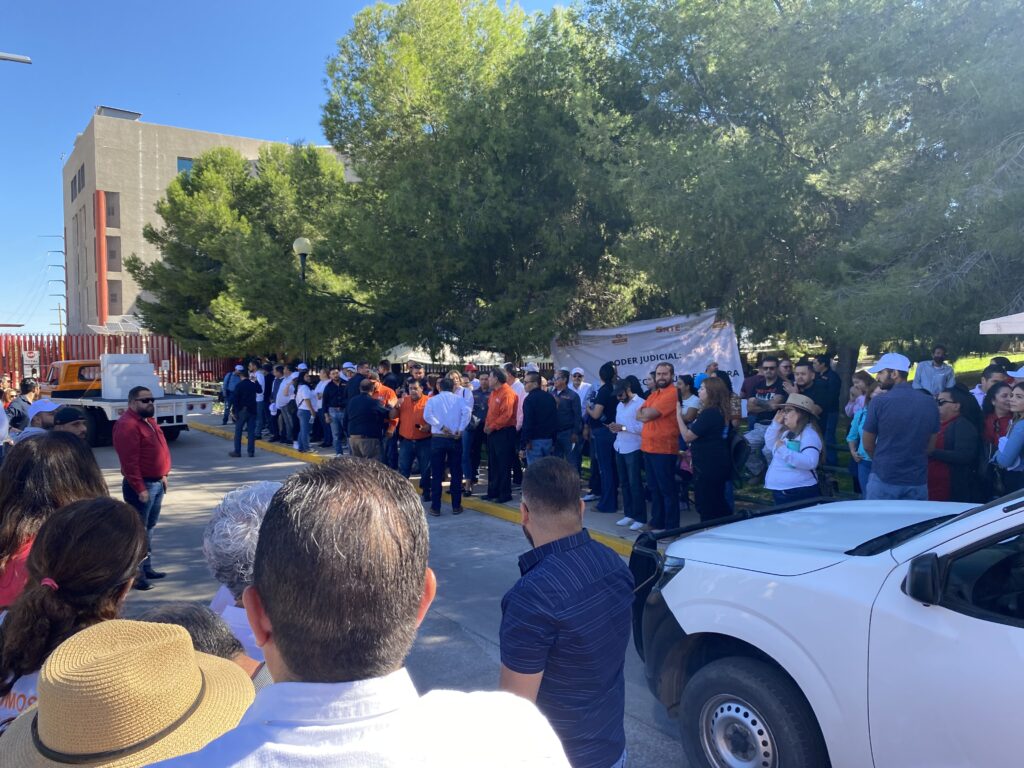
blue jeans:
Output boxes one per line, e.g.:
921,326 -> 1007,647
461,426 -> 475,479
866,473 -> 928,501
616,450 -> 646,523
555,430 -> 581,473
329,408 -> 346,454
857,459 -> 873,499
399,438 -> 433,496
591,426 -> 618,512
233,407 -> 257,455
297,409 -> 313,451
771,484 -> 820,506
525,438 -> 553,465
431,437 -> 463,512
644,452 -> 678,529
122,479 -> 164,567
221,392 -> 234,424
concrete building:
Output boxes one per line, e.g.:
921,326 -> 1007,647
62,107 -> 274,333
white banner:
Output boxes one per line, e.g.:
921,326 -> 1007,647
550,310 -> 743,389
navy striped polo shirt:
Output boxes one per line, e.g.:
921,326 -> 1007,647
500,529 -> 634,768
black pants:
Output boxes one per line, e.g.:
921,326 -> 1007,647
512,429 -> 523,484
487,427 -> 516,501
468,425 -> 485,483
693,459 -> 731,522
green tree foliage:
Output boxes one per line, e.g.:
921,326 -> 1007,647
588,0 -> 1024,353
323,0 -> 642,358
127,144 -> 372,356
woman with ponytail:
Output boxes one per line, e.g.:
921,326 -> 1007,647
0,496 -> 146,731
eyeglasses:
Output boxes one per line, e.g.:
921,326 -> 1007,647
762,366 -> 777,372
937,399 -> 955,406
572,373 -> 583,378
134,398 -> 155,404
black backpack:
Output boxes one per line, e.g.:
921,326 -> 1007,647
729,426 -> 751,488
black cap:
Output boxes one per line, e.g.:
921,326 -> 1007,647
53,406 -> 86,425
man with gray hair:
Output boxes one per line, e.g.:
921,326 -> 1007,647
203,481 -> 282,660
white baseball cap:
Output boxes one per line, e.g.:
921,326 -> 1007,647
1005,368 -> 1024,379
524,363 -> 539,373
28,399 -> 60,420
297,363 -> 309,371
571,367 -> 585,376
342,361 -> 356,370
234,364 -> 244,372
867,353 -> 912,374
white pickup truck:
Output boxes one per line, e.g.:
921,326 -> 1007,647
39,354 -> 214,446
631,492 -> 1024,768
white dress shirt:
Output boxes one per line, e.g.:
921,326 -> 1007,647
511,379 -> 526,430
423,391 -> 471,435
613,394 -> 643,454
570,381 -> 592,417
152,667 -> 570,767
314,380 -> 328,412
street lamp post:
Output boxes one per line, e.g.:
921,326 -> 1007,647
292,237 -> 311,364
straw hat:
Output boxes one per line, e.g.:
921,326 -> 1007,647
2,619 -> 254,767
783,393 -> 822,418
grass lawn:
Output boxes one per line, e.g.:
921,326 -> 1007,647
905,351 -> 1020,388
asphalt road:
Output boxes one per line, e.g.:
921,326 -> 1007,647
94,428 -> 685,767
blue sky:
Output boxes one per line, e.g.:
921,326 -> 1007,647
0,0 -> 555,333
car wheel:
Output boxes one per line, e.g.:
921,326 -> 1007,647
679,656 -> 829,768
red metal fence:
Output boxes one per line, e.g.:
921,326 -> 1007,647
0,334 -> 232,389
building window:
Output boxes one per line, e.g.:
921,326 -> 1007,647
106,235 -> 121,272
107,279 -> 123,316
71,176 -> 78,202
177,157 -> 193,174
70,163 -> 84,202
105,191 -> 120,229
78,164 -> 85,190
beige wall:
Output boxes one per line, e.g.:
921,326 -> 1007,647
62,113 -> 274,332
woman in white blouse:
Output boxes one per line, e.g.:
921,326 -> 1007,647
764,393 -> 824,505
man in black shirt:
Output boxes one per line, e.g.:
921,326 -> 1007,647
229,370 -> 262,458
551,369 -> 583,471
378,359 -> 403,391
346,362 -> 370,403
786,360 -> 832,423
466,375 -> 490,490
323,367 -> 348,456
744,356 -> 787,475
813,354 -> 842,465
344,378 -> 395,460
520,372 -> 558,465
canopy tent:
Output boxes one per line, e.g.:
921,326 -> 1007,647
382,344 -> 511,367
980,313 -> 1024,335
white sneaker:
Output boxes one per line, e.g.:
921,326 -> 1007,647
629,521 -> 645,531
293,441 -> 300,450
616,517 -> 634,527
582,493 -> 598,502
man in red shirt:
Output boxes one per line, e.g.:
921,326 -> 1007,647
112,385 -> 172,591
397,379 -> 433,501
483,368 -> 518,503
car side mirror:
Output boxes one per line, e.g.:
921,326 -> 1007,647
906,553 -> 942,605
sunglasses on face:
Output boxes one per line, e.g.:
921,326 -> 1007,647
134,398 -> 155,404
762,366 -> 777,372
572,374 -> 583,378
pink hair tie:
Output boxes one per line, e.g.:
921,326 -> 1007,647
40,578 -> 59,592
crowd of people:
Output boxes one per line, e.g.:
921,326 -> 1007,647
0,425 -> 634,765
213,346 -> 1024,532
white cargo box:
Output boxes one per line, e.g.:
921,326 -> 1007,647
99,354 -> 163,401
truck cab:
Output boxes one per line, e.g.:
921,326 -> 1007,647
40,361 -> 104,398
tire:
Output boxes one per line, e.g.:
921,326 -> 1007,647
679,656 -> 830,768
162,426 -> 183,442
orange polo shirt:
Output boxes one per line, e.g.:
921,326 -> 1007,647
641,386 -> 680,455
398,395 -> 431,440
486,383 -> 518,430
372,384 -> 399,435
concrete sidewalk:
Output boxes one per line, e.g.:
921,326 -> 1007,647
189,414 -> 691,556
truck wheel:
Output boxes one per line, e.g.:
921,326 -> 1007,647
162,426 -> 183,442
679,657 -> 829,768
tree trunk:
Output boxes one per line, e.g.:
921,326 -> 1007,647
834,342 -> 860,408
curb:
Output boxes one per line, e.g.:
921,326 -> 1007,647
188,421 -> 633,557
